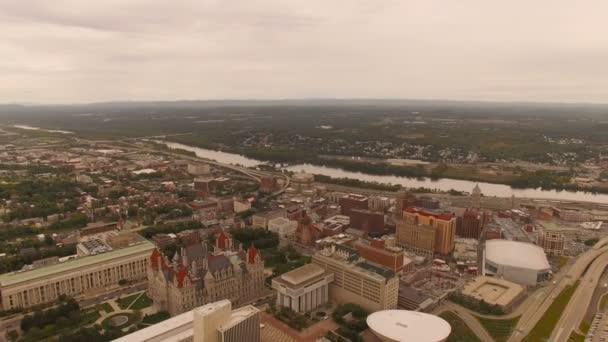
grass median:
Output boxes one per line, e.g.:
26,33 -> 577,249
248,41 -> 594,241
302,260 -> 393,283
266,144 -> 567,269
524,281 -> 579,341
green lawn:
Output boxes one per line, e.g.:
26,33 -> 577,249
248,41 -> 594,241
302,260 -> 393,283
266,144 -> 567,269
600,293 -> 608,311
475,315 -> 520,342
524,281 -> 579,341
568,331 -> 586,342
116,293 -> 141,310
439,311 -> 482,342
83,310 -> 101,325
130,293 -> 153,310
142,311 -> 170,325
100,302 -> 114,313
579,321 -> 590,334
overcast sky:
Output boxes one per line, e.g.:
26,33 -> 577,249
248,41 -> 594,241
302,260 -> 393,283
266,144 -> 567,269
1,0 -> 607,104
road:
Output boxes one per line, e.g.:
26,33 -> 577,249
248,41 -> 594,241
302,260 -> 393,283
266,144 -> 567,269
508,237 -> 608,342
434,302 -> 495,342
551,251 -> 608,341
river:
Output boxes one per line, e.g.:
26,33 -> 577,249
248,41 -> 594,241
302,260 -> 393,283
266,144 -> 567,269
163,141 -> 608,204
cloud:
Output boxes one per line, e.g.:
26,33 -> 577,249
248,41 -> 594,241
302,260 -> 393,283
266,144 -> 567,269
0,0 -> 607,103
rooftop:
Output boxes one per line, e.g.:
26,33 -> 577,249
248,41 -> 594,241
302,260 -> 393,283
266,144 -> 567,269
218,305 -> 259,332
485,239 -> 550,271
0,240 -> 154,287
367,310 -> 451,342
113,301 -> 259,342
280,263 -> 325,285
462,276 -> 525,307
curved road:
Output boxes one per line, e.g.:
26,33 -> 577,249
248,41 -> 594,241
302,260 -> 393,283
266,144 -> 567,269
434,302 -> 495,342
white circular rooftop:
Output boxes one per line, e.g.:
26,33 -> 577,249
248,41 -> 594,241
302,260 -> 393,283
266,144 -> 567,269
485,239 -> 550,271
366,310 -> 451,342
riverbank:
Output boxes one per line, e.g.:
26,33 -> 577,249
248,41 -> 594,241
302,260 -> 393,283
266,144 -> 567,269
162,138 -> 608,196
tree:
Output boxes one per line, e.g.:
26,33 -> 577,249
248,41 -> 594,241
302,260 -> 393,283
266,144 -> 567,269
6,330 -> 18,342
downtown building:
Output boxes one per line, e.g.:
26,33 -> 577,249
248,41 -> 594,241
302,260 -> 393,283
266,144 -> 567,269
113,299 -> 260,342
147,231 -> 265,316
457,209 -> 489,239
272,263 -> 334,313
312,243 -> 399,312
396,208 -> 456,258
0,240 -> 154,311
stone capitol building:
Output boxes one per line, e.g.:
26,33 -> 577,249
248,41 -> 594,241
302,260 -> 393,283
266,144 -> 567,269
147,231 -> 265,315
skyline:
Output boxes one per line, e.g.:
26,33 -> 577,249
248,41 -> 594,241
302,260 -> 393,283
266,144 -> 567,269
1,0 -> 608,104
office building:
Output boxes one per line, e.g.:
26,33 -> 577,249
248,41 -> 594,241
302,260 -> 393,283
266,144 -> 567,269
251,209 -> 285,229
295,212 -> 319,247
349,209 -> 385,234
394,190 -> 416,218
312,244 -> 399,312
113,300 -> 260,342
457,209 -> 488,239
272,263 -> 334,313
352,239 -> 408,273
0,240 -> 154,310
396,208 -> 456,257
268,217 -> 297,240
536,229 -> 565,256
339,194 -> 368,216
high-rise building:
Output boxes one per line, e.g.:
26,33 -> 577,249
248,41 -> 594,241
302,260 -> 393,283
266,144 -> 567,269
147,233 -> 264,316
536,229 -> 565,256
457,209 -> 489,239
394,190 -> 416,218
113,300 -> 260,342
295,212 -> 320,247
396,208 -> 456,257
312,244 -> 399,312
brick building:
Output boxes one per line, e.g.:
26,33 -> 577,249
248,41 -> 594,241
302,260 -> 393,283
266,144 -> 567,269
396,208 -> 456,257
339,194 -> 368,216
349,209 -> 385,235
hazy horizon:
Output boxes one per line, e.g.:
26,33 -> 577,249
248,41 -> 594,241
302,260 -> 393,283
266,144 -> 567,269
2,0 -> 608,104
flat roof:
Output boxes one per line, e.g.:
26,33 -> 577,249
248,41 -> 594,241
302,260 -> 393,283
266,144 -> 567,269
462,276 -> 524,307
485,239 -> 550,271
218,305 -> 259,332
0,240 -> 154,287
112,309 -> 194,342
281,263 -> 325,285
367,310 -> 451,342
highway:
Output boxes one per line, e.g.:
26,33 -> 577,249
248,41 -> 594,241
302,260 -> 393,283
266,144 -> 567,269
551,251 -> 608,341
508,236 -> 608,342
